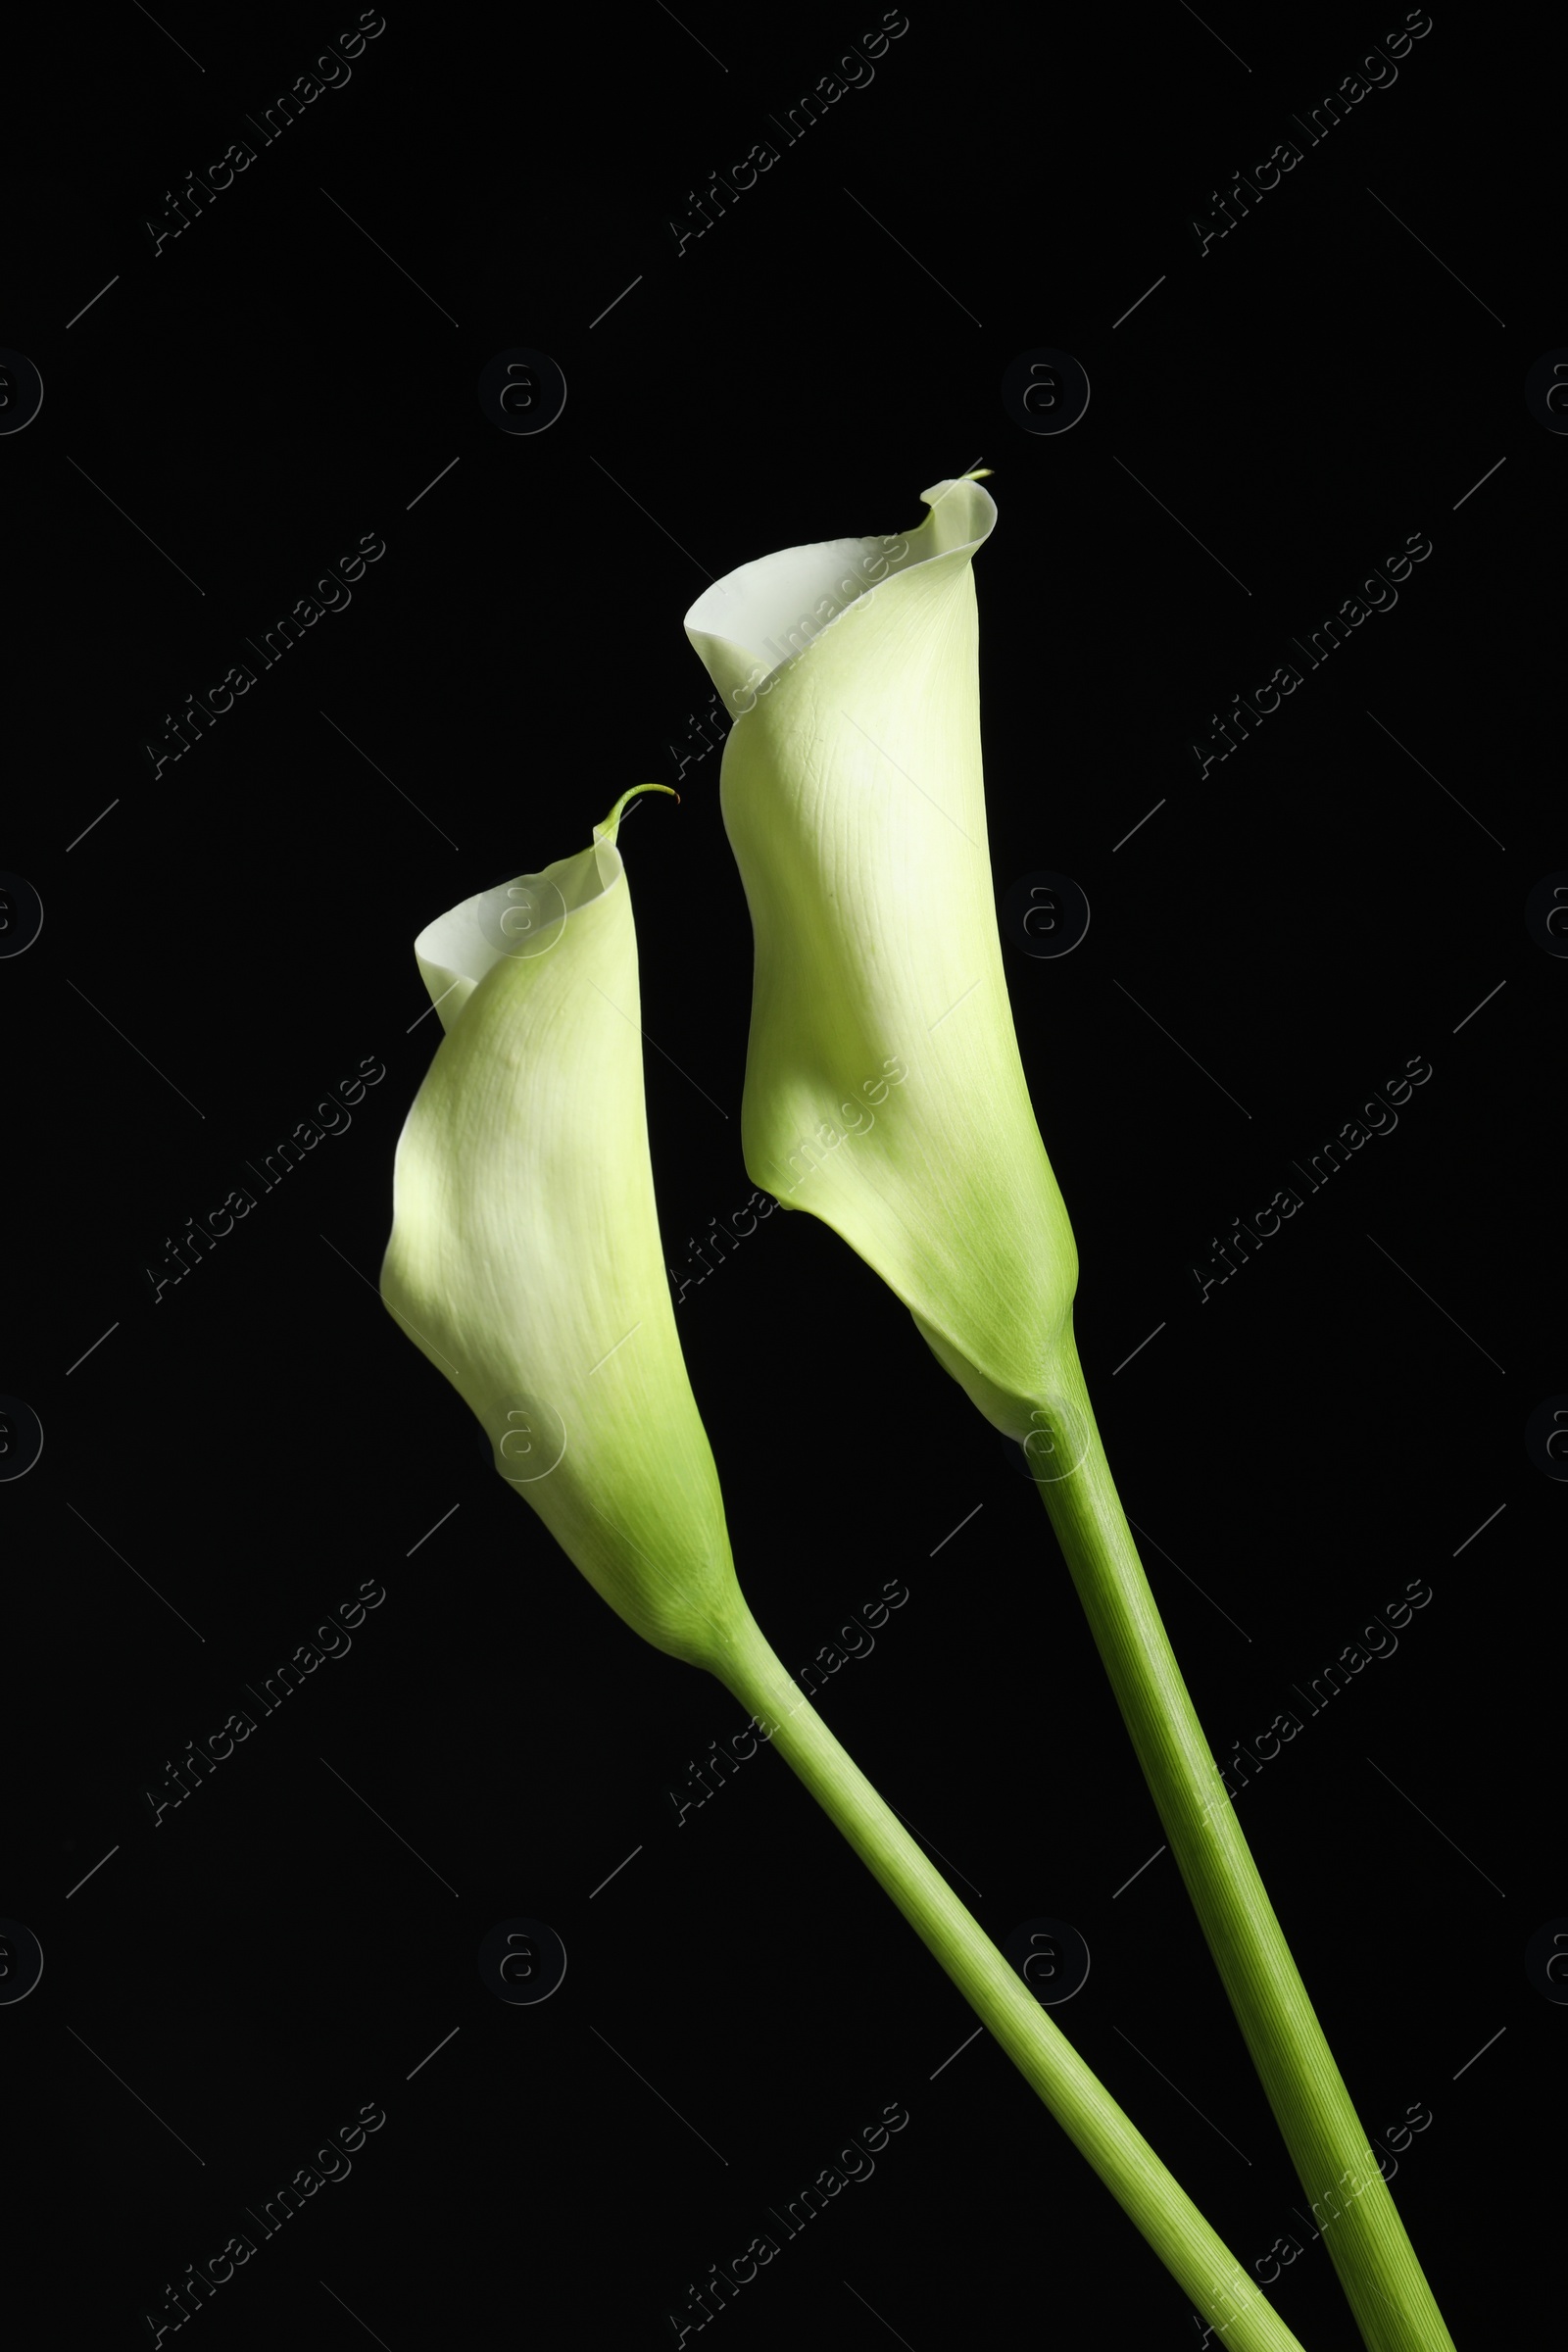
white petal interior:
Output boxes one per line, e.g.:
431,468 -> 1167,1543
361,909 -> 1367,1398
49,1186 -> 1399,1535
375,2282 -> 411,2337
413,837 -> 623,1031
685,476 -> 998,710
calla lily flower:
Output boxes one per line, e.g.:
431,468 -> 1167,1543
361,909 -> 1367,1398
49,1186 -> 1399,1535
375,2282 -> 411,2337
379,783 -> 744,1670
685,472 -> 1082,1458
688,481 -> 1456,2352
376,788 -> 1310,2352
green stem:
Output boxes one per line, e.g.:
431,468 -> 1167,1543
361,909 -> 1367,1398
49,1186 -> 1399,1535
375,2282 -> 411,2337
713,1604 -> 1309,2352
1028,1321 -> 1454,2352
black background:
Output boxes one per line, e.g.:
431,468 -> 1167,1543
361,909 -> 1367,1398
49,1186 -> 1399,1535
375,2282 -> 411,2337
6,1 -> 1555,2344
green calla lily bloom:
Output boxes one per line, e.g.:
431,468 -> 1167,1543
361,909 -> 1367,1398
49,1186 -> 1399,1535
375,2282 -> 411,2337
685,471 -> 1082,1456
379,783 -> 743,1669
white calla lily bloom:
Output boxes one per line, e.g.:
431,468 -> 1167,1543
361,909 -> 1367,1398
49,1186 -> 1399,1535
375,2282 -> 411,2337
686,473 -> 1082,1459
380,786 -> 745,1668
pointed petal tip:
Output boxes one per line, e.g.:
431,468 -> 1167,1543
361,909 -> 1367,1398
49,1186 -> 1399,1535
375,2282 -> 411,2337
595,782 -> 681,847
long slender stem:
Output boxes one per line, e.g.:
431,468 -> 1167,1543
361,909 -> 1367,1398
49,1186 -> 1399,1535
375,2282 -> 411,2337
1030,1321 -> 1455,2352
713,1604 -> 1309,2352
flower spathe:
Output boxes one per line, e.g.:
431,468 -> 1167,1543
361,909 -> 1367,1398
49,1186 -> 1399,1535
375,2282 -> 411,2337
379,786 -> 745,1669
685,476 -> 1080,1448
